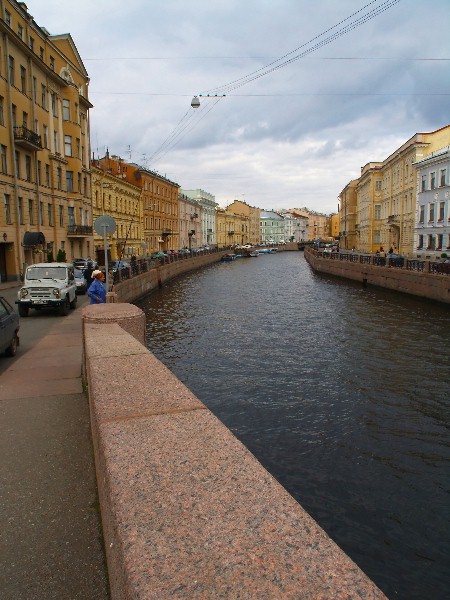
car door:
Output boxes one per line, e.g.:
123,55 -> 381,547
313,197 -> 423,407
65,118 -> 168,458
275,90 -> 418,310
0,297 -> 16,353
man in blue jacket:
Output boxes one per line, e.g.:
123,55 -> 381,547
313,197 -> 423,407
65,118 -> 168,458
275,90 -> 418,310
87,270 -> 107,304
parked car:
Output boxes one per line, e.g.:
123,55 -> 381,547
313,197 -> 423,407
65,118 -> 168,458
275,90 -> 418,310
73,257 -> 95,270
110,260 -> 130,273
16,263 -> 78,317
74,268 -> 87,294
150,252 -> 167,259
0,296 -> 19,356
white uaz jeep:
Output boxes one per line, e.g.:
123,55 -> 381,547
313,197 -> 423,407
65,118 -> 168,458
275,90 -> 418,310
16,262 -> 78,317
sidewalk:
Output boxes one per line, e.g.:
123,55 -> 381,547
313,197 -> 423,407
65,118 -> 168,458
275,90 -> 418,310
0,299 -> 109,599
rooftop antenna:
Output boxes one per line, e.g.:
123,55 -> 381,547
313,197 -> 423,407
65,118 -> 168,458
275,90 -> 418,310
125,145 -> 132,161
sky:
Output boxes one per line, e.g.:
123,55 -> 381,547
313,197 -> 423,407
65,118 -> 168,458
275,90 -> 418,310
27,0 -> 450,213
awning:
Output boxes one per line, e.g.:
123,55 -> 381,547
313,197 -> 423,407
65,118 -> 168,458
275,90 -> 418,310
23,231 -> 46,247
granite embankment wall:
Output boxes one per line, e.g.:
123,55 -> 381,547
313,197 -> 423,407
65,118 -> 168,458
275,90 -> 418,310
112,251 -> 228,303
305,248 -> 450,304
82,303 -> 386,599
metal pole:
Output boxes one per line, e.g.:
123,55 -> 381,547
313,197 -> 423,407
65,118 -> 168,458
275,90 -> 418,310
103,225 -> 109,290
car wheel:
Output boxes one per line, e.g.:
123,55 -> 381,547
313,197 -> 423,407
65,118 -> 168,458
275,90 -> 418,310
18,304 -> 29,317
5,332 -> 18,357
59,298 -> 70,316
70,295 -> 77,309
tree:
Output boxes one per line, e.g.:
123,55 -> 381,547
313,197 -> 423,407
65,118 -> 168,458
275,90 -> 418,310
56,249 -> 66,262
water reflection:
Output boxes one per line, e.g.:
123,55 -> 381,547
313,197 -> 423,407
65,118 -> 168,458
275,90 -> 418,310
137,252 -> 450,600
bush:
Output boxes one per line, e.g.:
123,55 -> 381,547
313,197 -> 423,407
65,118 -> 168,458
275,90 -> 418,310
441,253 -> 448,259
47,250 -> 54,263
56,249 -> 66,262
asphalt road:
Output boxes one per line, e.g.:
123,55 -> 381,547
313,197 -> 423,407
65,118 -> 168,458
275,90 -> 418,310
0,285 -> 90,376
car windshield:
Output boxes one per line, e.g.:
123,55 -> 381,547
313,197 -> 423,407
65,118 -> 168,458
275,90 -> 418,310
26,266 -> 67,280
74,269 -> 83,277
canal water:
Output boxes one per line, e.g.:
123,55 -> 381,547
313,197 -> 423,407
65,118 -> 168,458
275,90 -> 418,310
136,251 -> 450,600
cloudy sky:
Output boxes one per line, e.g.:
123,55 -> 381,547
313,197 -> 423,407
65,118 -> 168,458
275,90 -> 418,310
28,0 -> 449,213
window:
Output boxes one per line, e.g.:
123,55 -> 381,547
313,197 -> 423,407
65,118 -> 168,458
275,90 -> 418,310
417,234 -> 423,249
76,138 -> 80,158
66,171 -> 73,192
438,202 -> 445,222
374,204 -> 381,220
429,204 -> 435,222
440,169 -> 447,187
25,155 -> 31,181
11,104 -> 16,127
0,96 -> 4,126
15,150 -> 20,178
68,206 -> 75,226
39,47 -> 44,61
18,197 -> 23,224
59,205 -> 64,226
32,76 -> 37,102
53,131 -> 59,154
374,230 -> 381,243
421,175 -> 426,192
41,84 -> 47,109
77,172 -> 81,192
39,201 -> 44,225
17,24 -> 23,40
430,172 -> 436,190
49,56 -> 55,70
437,234 -> 443,250
20,65 -> 26,93
28,199 -> 34,225
8,55 -> 15,85
419,205 -> 425,223
45,164 -> 50,187
64,135 -> 72,157
43,125 -> 48,148
29,36 -> 34,51
37,160 -> 41,185
51,92 -> 58,116
4,194 -> 11,224
22,111 -> 28,128
62,99 -> 70,121
48,203 -> 53,226
5,10 -> 11,26
0,145 -> 7,174
427,234 -> 435,250
57,167 -> 62,190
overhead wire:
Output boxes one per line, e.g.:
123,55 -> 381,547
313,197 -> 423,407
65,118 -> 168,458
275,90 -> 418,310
149,0 -> 402,167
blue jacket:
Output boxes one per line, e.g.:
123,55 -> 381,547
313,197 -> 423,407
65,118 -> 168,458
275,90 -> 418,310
87,278 -> 107,304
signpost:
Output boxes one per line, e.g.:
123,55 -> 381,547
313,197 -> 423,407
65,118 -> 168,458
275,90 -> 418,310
94,215 -> 116,291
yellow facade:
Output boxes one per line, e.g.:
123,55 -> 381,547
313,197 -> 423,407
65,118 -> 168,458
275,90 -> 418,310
91,164 -> 143,263
338,181 -> 358,250
329,213 -> 339,239
356,163 -> 383,253
216,208 -> 249,247
0,1 -> 92,280
225,199 -> 260,245
95,154 -> 180,254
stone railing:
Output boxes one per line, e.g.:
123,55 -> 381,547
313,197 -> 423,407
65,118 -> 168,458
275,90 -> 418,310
82,303 -> 386,599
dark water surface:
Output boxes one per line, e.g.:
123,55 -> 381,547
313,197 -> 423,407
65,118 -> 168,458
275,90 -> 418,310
136,252 -> 450,600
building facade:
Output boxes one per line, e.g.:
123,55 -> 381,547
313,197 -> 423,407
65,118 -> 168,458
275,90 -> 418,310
91,162 -> 143,263
414,146 -> 450,260
225,199 -> 260,245
179,191 -> 201,249
338,181 -> 358,250
0,0 -> 92,280
216,207 -> 248,247
181,189 -> 218,247
356,165 -> 383,253
260,210 -> 285,243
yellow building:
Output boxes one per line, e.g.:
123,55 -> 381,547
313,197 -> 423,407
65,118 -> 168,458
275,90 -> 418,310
91,162 -> 143,263
225,199 -> 260,245
0,1 -> 92,280
329,213 -> 339,239
356,163 -> 383,253
338,180 -> 358,250
96,154 -> 180,254
216,208 -> 249,247
378,126 -> 450,256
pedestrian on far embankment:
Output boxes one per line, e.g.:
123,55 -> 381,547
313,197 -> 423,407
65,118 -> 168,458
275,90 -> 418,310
87,270 -> 106,304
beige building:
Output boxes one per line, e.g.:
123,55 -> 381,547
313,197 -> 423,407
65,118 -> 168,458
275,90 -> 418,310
216,208 -> 249,247
349,125 -> 450,256
338,180 -> 359,250
95,153 -> 180,254
329,213 -> 339,239
225,199 -> 260,245
91,161 -> 143,263
179,191 -> 201,249
0,1 -> 92,280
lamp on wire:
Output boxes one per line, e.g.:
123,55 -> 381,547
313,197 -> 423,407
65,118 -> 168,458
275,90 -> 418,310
191,94 -> 226,108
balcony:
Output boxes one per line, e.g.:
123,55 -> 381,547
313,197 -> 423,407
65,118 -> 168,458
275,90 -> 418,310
387,215 -> 400,224
161,229 -> 172,239
67,225 -> 93,237
228,231 -> 235,235
14,126 -> 42,151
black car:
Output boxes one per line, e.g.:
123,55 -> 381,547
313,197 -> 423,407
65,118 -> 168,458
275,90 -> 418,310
0,296 -> 19,356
